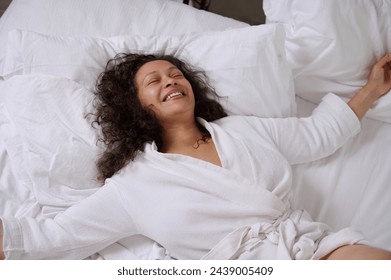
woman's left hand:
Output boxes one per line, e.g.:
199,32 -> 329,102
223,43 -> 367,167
348,53 -> 391,120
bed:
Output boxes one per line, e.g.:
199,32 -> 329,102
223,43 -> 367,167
0,0 -> 390,259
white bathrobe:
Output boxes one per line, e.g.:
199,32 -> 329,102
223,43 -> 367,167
1,93 -> 365,259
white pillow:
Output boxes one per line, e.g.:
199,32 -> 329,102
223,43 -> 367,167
263,0 -> 391,122
0,75 -> 101,216
0,0 -> 247,72
3,24 -> 296,117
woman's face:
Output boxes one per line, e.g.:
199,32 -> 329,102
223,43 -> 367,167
135,60 -> 195,124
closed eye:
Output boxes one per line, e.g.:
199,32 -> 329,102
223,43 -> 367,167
171,72 -> 184,79
146,79 -> 159,85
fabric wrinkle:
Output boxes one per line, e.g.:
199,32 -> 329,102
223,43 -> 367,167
202,209 -> 292,260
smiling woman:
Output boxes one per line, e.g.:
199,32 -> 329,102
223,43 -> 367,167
93,53 -> 227,181
1,52 -> 391,260
135,60 -> 195,123
126,58 -> 223,166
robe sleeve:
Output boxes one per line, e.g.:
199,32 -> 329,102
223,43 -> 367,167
1,180 -> 137,259
247,93 -> 361,164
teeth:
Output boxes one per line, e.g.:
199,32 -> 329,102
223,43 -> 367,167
165,92 -> 183,101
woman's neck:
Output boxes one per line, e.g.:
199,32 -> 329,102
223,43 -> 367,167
160,120 -> 209,153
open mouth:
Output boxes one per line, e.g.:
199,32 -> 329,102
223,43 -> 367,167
163,92 -> 184,102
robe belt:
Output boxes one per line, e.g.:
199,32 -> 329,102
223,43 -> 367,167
202,210 -> 292,260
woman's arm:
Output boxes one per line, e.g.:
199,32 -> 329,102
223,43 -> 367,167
243,53 -> 391,165
348,53 -> 391,120
0,181 -> 137,259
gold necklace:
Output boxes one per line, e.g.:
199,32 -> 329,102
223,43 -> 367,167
192,134 -> 211,149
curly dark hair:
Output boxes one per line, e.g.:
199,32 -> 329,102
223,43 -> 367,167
93,53 -> 227,181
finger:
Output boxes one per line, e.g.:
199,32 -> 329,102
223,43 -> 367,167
386,53 -> 391,71
384,56 -> 391,78
377,53 -> 391,67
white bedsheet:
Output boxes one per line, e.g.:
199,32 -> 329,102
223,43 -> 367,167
293,97 -> 391,251
0,0 -> 390,259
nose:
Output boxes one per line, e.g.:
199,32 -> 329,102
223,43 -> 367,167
164,77 -> 177,88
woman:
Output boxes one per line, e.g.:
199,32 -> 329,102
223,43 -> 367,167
1,53 -> 391,260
